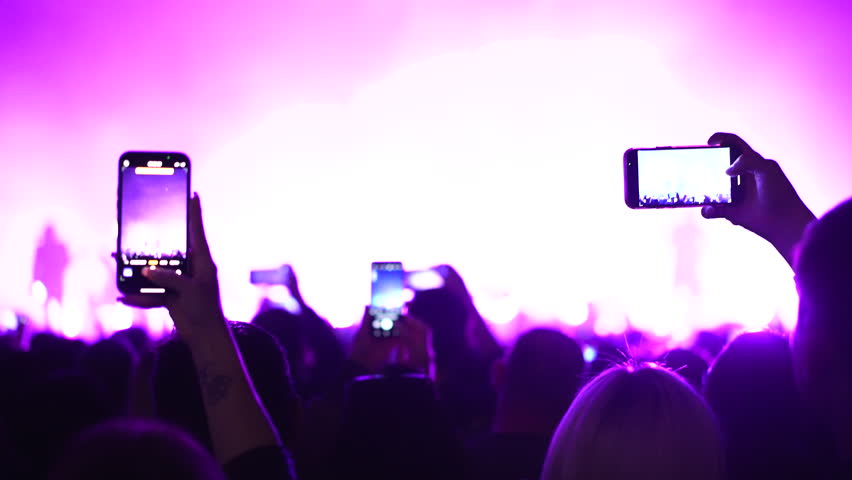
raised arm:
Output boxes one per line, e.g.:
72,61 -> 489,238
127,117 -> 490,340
121,195 -> 281,465
701,132 -> 815,268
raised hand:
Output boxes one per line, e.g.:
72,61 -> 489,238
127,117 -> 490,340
701,132 -> 815,267
120,194 -> 226,340
350,307 -> 399,373
397,314 -> 433,375
349,309 -> 433,375
120,193 -> 283,465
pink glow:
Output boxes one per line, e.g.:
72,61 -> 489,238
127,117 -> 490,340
1,1 -> 850,340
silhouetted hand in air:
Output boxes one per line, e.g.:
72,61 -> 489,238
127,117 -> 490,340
701,132 -> 815,267
119,194 -> 226,341
350,308 -> 433,375
121,194 -> 285,466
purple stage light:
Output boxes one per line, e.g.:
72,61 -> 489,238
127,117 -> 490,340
0,1 -> 849,341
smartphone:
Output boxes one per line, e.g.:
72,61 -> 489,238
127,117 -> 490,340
251,265 -> 301,315
370,262 -> 404,337
117,151 -> 190,294
250,265 -> 293,286
623,145 -> 740,209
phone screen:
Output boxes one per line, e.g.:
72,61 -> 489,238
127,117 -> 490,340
250,265 -> 293,286
117,152 -> 190,294
370,262 -> 404,337
636,146 -> 733,208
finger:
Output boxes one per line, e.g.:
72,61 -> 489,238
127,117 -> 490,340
142,267 -> 189,291
402,314 -> 429,334
708,132 -> 758,156
189,193 -> 213,265
118,295 -> 168,309
701,205 -> 729,220
726,151 -> 770,176
358,306 -> 373,335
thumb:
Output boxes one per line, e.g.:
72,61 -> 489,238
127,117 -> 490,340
142,267 -> 188,291
702,205 -> 728,220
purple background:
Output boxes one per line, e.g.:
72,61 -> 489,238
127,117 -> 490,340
2,0 -> 851,340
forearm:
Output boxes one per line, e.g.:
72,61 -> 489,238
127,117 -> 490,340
768,206 -> 816,268
186,321 -> 282,464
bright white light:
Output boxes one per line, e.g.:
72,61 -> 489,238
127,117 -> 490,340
0,310 -> 17,332
61,315 -> 82,338
407,270 -> 445,290
47,298 -> 62,333
267,285 -> 302,315
594,302 -> 629,336
380,317 -> 394,331
96,302 -> 134,336
31,280 -> 47,306
583,345 -> 598,363
402,288 -> 415,303
195,35 -> 790,339
145,308 -> 174,337
556,299 -> 589,327
475,294 -> 518,325
134,167 -> 174,175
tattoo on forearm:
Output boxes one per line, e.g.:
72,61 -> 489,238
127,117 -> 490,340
198,364 -> 233,406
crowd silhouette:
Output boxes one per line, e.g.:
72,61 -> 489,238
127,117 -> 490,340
1,132 -> 850,480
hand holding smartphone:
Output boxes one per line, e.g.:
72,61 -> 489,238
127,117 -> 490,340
117,152 -> 190,294
370,262 -> 405,337
623,145 -> 741,209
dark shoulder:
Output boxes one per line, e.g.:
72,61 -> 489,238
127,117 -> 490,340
223,446 -> 297,480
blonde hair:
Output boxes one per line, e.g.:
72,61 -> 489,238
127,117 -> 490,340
542,363 -> 724,480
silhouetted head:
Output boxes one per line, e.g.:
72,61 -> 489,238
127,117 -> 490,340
658,348 -> 708,391
79,338 -> 137,417
41,225 -> 58,243
253,308 -> 306,385
694,329 -> 733,362
705,332 -> 810,480
51,419 -> 224,480
15,372 -> 109,479
111,327 -> 153,355
29,333 -> 86,375
153,321 -> 300,450
252,307 -> 346,400
408,287 -> 495,432
495,329 -> 584,434
542,364 -> 724,480
335,374 -> 463,480
408,288 -> 468,361
794,198 -> 852,451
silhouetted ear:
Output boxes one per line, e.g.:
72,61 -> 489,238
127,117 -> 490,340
491,358 -> 506,391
